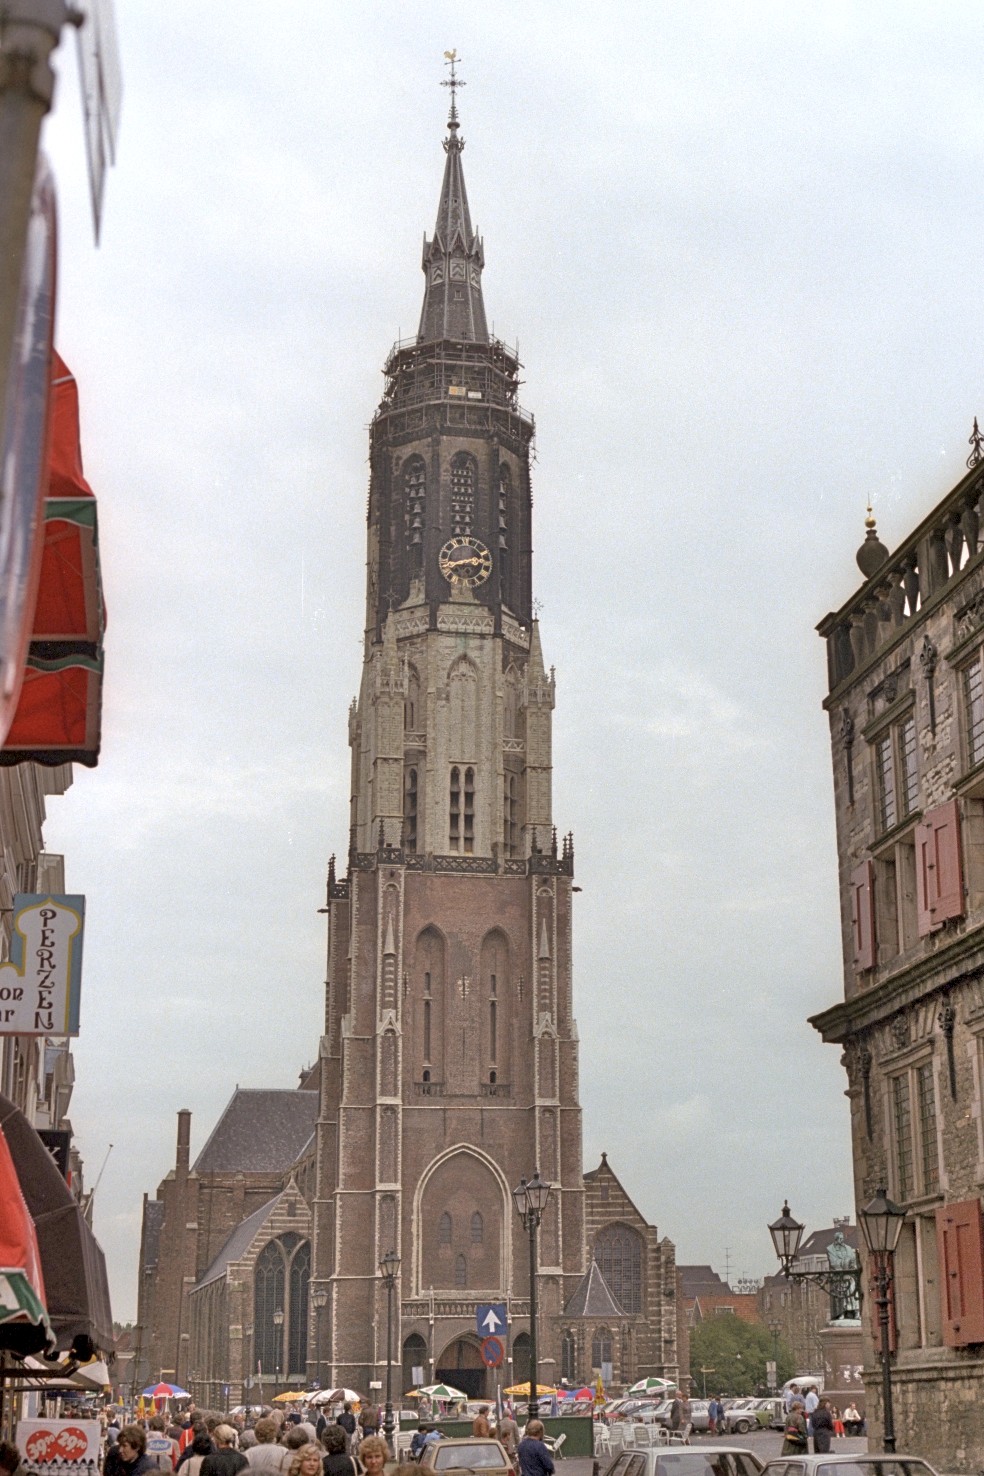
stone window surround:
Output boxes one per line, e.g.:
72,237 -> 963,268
863,690 -> 919,838
881,1041 -> 946,1208
963,1010 -> 984,1182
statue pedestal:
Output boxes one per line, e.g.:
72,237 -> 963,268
818,1321 -> 866,1415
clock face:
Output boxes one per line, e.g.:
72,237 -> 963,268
439,535 -> 492,588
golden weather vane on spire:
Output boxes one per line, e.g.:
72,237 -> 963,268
441,49 -> 465,128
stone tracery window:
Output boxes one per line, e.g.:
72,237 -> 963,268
454,1253 -> 468,1288
471,1211 -> 484,1245
594,1223 -> 642,1314
591,1326 -> 613,1369
439,1212 -> 453,1245
254,1233 -> 310,1377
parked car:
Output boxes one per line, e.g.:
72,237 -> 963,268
419,1439 -> 512,1476
722,1399 -> 783,1434
602,1447 -> 765,1476
761,1458 -> 939,1476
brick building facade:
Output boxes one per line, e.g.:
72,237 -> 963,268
136,96 -> 681,1405
812,465 -> 984,1471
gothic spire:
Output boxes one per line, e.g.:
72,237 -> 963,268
417,54 -> 488,345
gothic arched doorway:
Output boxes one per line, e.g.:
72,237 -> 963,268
403,1333 -> 428,1396
436,1335 -> 486,1399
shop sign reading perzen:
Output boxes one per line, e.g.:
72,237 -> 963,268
0,895 -> 85,1035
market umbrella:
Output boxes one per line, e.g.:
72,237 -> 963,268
142,1382 -> 190,1399
503,1382 -> 557,1398
312,1387 -> 362,1405
563,1387 -> 594,1401
628,1378 -> 675,1395
416,1383 -> 466,1401
273,1392 -> 299,1404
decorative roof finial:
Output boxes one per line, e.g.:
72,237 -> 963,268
968,417 -> 984,470
857,502 -> 889,578
441,49 -> 465,131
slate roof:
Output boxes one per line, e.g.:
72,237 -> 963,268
564,1259 -> 628,1319
678,1265 -> 731,1299
192,1088 -> 317,1175
195,1193 -> 282,1290
798,1224 -> 858,1258
142,1200 -> 165,1273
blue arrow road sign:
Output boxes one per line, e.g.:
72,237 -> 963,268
476,1302 -> 507,1337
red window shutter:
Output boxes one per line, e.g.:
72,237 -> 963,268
850,860 -> 876,970
868,1258 -> 897,1353
936,1199 -> 984,1346
916,800 -> 965,936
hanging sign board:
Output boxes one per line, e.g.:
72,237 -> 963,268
0,895 -> 85,1036
17,1420 -> 101,1476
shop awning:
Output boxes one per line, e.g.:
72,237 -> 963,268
0,1121 -> 52,1355
0,351 -> 105,769
0,1093 -> 112,1354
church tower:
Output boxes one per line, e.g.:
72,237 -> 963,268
312,77 -> 585,1397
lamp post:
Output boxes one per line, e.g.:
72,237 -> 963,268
767,1321 -> 781,1392
857,1187 -> 906,1454
379,1249 -> 401,1454
313,1288 -> 328,1392
273,1308 -> 284,1394
768,1200 -> 863,1310
512,1169 -> 552,1424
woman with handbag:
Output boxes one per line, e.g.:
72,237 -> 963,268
781,1401 -> 808,1456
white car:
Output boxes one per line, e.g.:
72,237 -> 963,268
601,1448 -> 765,1476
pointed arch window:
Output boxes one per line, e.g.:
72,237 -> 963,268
454,1253 -> 468,1288
463,767 -> 475,854
439,1212 -> 453,1246
404,766 -> 418,854
594,1224 -> 643,1314
562,1329 -> 577,1384
450,453 -> 476,537
471,1211 -> 484,1245
405,458 -> 427,572
254,1234 -> 310,1378
498,465 -> 511,600
450,767 -> 461,850
287,1238 -> 310,1376
504,773 -> 519,858
591,1327 -> 613,1370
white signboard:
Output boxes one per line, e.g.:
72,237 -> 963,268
17,1419 -> 101,1476
0,895 -> 84,1036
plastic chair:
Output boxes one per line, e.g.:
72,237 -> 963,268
668,1423 -> 692,1446
594,1427 -> 611,1456
552,1434 -> 566,1460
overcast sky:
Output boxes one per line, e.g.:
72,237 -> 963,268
36,2 -> 984,1323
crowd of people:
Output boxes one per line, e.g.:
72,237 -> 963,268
89,1399 -> 555,1476
780,1384 -> 864,1454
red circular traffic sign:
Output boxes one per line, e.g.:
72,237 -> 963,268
481,1335 -> 504,1368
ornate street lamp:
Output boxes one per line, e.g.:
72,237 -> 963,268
273,1307 -> 284,1392
857,1187 -> 906,1454
313,1288 -> 328,1392
512,1169 -> 552,1423
379,1249 -> 401,1454
768,1201 -> 863,1314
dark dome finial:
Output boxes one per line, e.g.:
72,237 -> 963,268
856,504 -> 889,578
